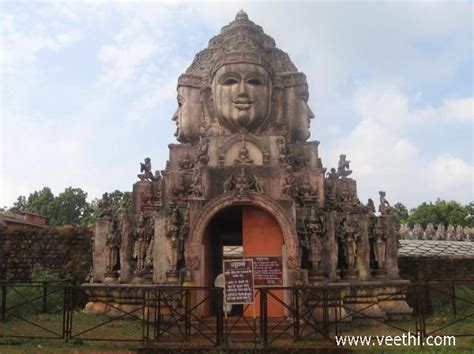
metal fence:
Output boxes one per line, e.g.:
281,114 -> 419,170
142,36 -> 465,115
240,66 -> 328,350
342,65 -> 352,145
1,280 -> 473,349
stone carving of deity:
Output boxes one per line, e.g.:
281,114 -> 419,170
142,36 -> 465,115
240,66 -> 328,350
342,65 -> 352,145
306,209 -> 326,272
340,218 -> 358,270
435,224 -> 445,240
373,220 -> 387,270
399,223 -> 409,240
178,154 -> 195,171
456,225 -> 466,241
173,174 -> 187,198
425,223 -> 435,240
366,199 -> 376,214
378,191 -> 391,215
105,231 -> 119,276
98,192 -> 112,218
172,78 -> 203,144
212,62 -> 272,133
446,225 -> 455,241
138,157 -> 156,182
336,154 -> 352,178
235,144 -> 254,164
277,137 -> 288,164
133,213 -> 147,275
166,208 -> 181,273
196,137 -> 210,165
189,166 -> 204,198
282,166 -> 297,198
412,224 -> 423,240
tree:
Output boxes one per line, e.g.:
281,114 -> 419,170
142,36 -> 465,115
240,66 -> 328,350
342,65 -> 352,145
9,196 -> 27,212
25,187 -> 55,217
407,200 -> 469,228
49,187 -> 91,226
391,202 -> 409,226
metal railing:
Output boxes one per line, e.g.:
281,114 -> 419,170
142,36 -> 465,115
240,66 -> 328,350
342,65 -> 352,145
1,280 -> 473,349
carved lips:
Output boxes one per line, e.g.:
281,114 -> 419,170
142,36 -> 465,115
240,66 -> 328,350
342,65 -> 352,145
233,98 -> 254,110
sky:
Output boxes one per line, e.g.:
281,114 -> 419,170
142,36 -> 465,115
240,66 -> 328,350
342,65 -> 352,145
1,1 -> 473,209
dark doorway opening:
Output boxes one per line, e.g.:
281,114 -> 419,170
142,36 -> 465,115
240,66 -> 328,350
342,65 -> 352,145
207,206 -> 243,316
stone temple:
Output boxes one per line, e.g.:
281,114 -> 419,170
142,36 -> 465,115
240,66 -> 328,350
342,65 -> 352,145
87,11 -> 411,319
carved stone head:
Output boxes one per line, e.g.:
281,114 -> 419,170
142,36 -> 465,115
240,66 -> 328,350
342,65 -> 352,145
212,63 -> 271,132
173,75 -> 203,144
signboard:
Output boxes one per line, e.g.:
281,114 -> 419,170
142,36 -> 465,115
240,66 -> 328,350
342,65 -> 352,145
250,256 -> 283,287
223,259 -> 255,304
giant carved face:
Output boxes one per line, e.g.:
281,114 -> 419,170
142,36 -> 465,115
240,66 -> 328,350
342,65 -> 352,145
286,83 -> 315,142
172,85 -> 202,144
212,63 -> 271,132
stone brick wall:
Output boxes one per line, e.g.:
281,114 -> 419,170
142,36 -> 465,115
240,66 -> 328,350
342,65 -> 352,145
399,257 -> 474,281
0,226 -> 92,282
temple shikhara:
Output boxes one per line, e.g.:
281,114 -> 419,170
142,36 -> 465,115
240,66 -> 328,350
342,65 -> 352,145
87,11 -> 411,320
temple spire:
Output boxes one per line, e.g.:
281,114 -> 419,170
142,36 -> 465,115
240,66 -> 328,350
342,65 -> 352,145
235,9 -> 249,21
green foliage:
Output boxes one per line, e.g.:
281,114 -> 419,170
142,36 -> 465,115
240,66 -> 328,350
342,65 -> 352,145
48,187 -> 90,226
407,200 -> 471,228
391,202 -> 409,225
7,187 -> 131,227
88,189 -> 132,223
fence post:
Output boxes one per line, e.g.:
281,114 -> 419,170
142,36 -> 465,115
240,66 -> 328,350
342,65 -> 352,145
1,284 -> 6,321
216,287 -> 223,346
42,281 -> 48,314
450,281 -> 457,318
260,288 -> 268,347
293,289 -> 300,341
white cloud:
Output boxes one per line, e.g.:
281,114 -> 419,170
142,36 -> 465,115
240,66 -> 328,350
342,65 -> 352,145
1,11 -> 82,76
430,155 -> 474,197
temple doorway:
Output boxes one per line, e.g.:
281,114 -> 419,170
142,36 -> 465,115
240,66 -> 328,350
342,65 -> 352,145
202,205 -> 284,317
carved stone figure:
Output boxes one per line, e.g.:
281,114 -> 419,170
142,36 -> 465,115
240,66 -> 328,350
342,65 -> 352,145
282,166 -> 297,198
435,224 -> 445,240
425,223 -> 435,240
178,155 -> 195,171
133,213 -> 147,276
373,219 -> 387,270
336,154 -> 352,178
277,137 -> 288,164
189,166 -> 204,198
212,62 -> 271,133
366,199 -> 376,214
152,171 -> 163,206
104,232 -> 119,277
138,158 -> 155,181
456,225 -> 466,241
166,208 -> 181,273
412,224 -> 423,240
196,138 -> 210,165
378,191 -> 391,215
172,78 -> 203,144
326,168 -> 337,180
340,218 -> 358,270
234,143 -> 254,164
399,223 -> 410,240
98,193 -> 112,218
446,225 -> 456,241
306,209 -> 326,272
172,174 -> 187,198
226,168 -> 262,198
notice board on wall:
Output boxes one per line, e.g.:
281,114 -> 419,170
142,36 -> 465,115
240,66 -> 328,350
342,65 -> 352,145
249,256 -> 283,286
223,259 -> 255,304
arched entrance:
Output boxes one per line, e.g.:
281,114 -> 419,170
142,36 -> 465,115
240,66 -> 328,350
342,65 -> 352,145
186,193 -> 297,317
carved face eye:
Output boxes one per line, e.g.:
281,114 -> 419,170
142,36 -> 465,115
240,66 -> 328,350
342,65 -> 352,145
177,95 -> 184,107
247,78 -> 262,86
222,78 -> 239,85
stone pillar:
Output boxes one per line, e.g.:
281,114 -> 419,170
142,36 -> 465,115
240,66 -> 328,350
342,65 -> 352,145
132,181 -> 151,213
119,215 -> 133,283
382,216 -> 400,279
323,211 -> 337,281
92,217 -> 112,283
153,213 -> 168,283
356,214 -> 372,280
